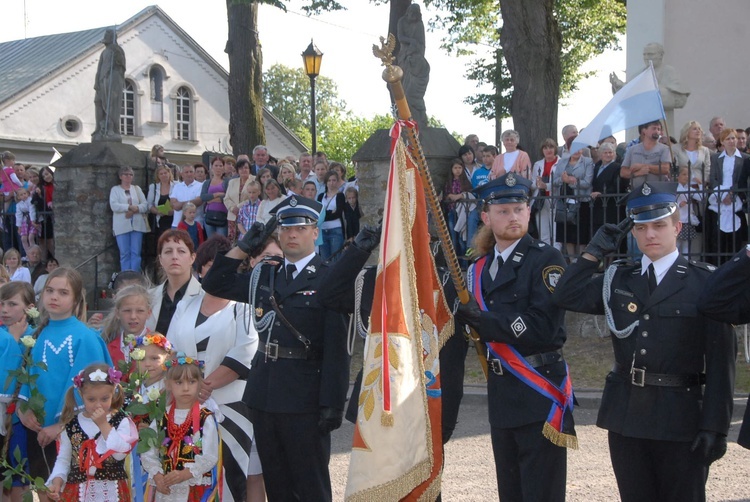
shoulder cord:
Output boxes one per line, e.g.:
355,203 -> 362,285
249,263 -> 276,336
353,268 -> 369,339
602,263 -> 638,339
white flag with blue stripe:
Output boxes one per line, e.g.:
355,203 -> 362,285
570,63 -> 665,153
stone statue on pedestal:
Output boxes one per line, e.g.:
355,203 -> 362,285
93,28 -> 126,142
397,4 -> 430,131
610,42 -> 690,111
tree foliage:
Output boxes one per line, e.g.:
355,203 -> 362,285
423,0 -> 626,122
263,64 -> 348,140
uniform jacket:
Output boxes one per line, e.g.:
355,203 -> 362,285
202,253 -> 349,414
468,234 -> 569,429
553,257 -> 736,441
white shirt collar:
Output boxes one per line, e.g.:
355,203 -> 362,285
496,238 -> 522,263
641,248 -> 679,285
285,251 -> 316,278
719,148 -> 742,159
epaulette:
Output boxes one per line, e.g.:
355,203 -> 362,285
688,259 -> 718,272
610,258 -> 635,267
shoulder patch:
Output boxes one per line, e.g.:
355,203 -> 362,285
689,260 -> 717,272
542,265 -> 564,293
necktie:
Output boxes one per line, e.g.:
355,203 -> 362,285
647,263 -> 657,294
286,263 -> 297,282
489,255 -> 503,281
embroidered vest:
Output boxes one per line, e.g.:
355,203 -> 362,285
66,411 -> 129,483
158,408 -> 213,478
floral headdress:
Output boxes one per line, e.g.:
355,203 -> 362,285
73,367 -> 123,388
125,332 -> 172,361
161,351 -> 204,371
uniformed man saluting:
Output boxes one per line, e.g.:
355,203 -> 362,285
553,182 -> 736,502
456,173 -> 575,502
202,195 -> 350,502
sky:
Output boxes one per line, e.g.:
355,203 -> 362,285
2,0 -> 626,146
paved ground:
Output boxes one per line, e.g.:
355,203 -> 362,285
330,391 -> 750,501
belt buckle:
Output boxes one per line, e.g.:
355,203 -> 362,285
266,342 -> 279,362
489,358 -> 504,376
631,368 -> 645,387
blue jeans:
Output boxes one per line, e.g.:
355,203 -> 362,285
447,210 -> 467,256
205,223 -> 228,238
467,207 -> 480,250
319,227 -> 344,262
115,231 -> 143,272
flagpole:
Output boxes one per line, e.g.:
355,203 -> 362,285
647,61 -> 677,179
373,35 -> 488,379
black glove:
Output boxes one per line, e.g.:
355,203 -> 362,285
353,224 -> 382,253
237,218 -> 278,257
584,218 -> 633,261
690,430 -> 727,464
455,297 -> 482,330
318,407 -> 343,435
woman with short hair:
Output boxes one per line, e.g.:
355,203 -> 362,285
110,165 -> 149,272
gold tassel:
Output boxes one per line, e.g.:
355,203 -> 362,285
542,422 -> 579,450
381,410 -> 394,427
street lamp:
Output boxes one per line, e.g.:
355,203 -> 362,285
302,39 -> 323,155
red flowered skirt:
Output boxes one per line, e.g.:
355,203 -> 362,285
60,479 -> 131,501
187,485 -> 210,501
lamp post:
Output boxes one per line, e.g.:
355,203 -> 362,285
302,39 -> 323,155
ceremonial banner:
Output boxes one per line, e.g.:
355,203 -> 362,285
570,63 -> 666,153
345,136 -> 452,501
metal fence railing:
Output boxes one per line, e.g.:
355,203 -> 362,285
444,185 -> 749,265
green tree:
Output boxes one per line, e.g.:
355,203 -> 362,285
263,64 -> 348,144
423,0 -> 626,155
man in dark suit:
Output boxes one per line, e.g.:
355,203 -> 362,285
553,182 -> 737,502
456,173 -> 574,502
698,247 -> 750,449
202,195 -> 349,501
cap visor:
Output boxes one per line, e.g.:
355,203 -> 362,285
630,204 -> 677,223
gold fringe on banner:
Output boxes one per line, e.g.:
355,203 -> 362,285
543,421 -> 579,450
381,410 -> 394,427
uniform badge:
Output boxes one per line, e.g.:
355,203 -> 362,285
255,307 -> 264,317
542,265 -> 564,293
505,173 -> 517,187
511,316 -> 527,337
289,197 -> 298,207
641,184 -> 652,196
306,265 -> 316,273
627,302 -> 637,313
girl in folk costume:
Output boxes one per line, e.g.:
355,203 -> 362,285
129,332 -> 172,404
17,268 -> 112,500
141,353 -> 220,502
46,364 -> 137,501
99,285 -> 153,368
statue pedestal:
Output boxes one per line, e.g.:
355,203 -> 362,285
52,142 -> 147,308
353,127 -> 460,264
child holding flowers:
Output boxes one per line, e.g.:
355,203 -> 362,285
129,332 -> 172,404
46,363 -> 138,501
17,268 -> 111,500
141,352 -> 219,501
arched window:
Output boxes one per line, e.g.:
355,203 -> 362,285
175,86 -> 191,140
120,79 -> 135,136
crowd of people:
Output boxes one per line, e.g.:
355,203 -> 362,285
443,118 -> 750,265
0,114 -> 746,501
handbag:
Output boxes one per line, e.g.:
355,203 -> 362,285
205,209 -> 228,227
554,165 -> 579,224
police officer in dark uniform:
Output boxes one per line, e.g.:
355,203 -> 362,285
698,247 -> 750,449
456,173 -> 574,502
553,182 -> 737,502
202,195 -> 350,502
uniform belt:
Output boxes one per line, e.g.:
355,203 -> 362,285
259,341 -> 321,361
487,350 -> 562,376
612,362 -> 705,388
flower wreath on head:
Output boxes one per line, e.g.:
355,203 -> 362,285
161,351 -> 205,371
125,332 -> 172,361
73,367 -> 123,388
